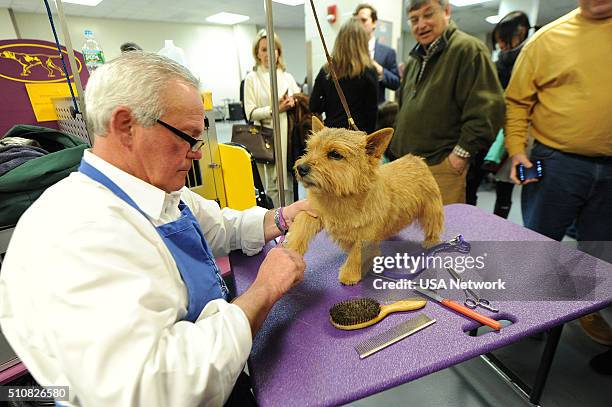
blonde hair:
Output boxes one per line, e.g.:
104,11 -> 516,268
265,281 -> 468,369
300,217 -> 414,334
252,29 -> 286,71
327,18 -> 372,79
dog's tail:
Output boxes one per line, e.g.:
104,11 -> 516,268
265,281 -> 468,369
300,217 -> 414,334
419,193 -> 445,247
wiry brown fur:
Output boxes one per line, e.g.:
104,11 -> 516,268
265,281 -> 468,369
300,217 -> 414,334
285,117 -> 444,285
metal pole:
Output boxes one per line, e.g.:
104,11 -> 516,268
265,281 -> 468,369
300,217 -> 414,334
264,0 -> 285,207
8,8 -> 21,39
306,40 -> 313,94
52,0 -> 92,144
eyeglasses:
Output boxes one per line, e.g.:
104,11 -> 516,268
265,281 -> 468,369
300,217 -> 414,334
156,119 -> 205,152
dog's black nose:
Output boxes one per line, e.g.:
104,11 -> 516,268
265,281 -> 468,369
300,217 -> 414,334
297,164 -> 310,177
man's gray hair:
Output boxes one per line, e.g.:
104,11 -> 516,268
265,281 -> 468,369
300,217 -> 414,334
407,0 -> 449,12
84,51 -> 199,137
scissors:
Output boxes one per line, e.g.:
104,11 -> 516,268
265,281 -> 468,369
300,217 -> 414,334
445,267 -> 499,313
375,235 -> 472,281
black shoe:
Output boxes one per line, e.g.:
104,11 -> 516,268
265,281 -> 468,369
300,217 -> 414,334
590,349 -> 612,375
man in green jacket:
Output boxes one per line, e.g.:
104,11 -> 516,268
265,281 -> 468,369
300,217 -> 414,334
389,0 -> 504,204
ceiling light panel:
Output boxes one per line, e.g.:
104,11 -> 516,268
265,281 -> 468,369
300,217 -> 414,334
205,12 -> 250,25
61,0 -> 104,6
272,0 -> 305,6
486,15 -> 502,24
450,0 -> 491,6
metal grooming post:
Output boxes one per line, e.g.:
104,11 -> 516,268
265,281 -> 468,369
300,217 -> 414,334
51,0 -> 92,144
264,0 -> 285,207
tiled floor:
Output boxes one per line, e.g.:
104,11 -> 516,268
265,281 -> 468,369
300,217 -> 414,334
213,120 -> 611,407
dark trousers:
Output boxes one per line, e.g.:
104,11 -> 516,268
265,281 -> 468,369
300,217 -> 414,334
224,372 -> 258,407
466,151 -> 487,206
494,181 -> 514,219
522,141 -> 612,262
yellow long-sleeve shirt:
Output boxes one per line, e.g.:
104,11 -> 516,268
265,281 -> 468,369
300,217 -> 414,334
505,9 -> 612,157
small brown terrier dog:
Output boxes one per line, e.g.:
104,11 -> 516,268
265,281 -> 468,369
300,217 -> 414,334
285,117 -> 444,285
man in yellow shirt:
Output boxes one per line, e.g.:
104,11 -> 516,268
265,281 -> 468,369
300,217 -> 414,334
505,0 -> 612,374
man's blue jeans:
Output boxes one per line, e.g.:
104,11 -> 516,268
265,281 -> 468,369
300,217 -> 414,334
522,141 -> 612,261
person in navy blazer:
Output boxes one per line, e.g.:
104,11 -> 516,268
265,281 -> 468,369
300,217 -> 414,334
354,3 -> 401,104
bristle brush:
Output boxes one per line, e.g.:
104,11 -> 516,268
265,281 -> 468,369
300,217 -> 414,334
329,297 -> 427,330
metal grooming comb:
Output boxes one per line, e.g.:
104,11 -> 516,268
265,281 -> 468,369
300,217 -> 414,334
355,314 -> 436,359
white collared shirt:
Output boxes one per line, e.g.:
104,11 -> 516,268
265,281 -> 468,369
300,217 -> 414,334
368,36 -> 376,60
0,150 -> 268,406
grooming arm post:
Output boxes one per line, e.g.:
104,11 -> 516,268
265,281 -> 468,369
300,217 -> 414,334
264,0 -> 286,207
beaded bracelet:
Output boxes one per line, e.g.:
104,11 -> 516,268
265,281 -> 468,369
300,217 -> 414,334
274,207 -> 288,235
278,206 -> 288,232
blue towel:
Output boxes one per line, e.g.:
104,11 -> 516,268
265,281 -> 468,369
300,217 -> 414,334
0,145 -> 48,176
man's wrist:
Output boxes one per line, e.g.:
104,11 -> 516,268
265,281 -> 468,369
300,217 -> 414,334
507,147 -> 525,158
246,280 -> 279,307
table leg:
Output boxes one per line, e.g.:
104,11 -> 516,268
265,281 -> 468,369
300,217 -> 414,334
529,325 -> 563,405
479,324 -> 564,406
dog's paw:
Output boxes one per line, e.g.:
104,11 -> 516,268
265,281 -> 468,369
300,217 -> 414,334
338,269 -> 362,285
339,275 -> 361,285
284,235 -> 308,255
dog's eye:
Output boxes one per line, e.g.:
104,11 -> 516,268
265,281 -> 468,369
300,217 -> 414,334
327,150 -> 343,160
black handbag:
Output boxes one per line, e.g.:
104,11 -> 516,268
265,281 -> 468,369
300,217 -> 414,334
231,123 -> 275,164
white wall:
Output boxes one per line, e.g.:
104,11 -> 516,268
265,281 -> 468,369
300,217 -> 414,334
7,12 -> 276,104
246,26 -> 307,85
234,24 -> 258,79
275,27 -> 307,85
0,8 -> 17,38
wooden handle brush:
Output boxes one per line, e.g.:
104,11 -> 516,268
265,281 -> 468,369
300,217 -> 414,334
329,297 -> 427,330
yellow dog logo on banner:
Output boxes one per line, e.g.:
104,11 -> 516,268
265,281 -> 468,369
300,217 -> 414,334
0,43 -> 82,83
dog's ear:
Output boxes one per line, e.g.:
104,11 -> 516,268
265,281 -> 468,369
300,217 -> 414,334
312,116 -> 325,133
365,128 -> 394,158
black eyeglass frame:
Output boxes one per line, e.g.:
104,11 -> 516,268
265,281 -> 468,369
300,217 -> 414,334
156,119 -> 206,152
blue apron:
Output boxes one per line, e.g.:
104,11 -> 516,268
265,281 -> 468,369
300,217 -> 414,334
78,160 -> 229,323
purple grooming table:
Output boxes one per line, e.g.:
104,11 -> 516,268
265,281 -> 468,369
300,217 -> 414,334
0,362 -> 27,385
232,204 -> 612,407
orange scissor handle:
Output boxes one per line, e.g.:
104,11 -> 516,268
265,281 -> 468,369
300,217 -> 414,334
442,299 -> 502,331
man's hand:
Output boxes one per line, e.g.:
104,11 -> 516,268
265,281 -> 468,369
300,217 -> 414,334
283,199 -> 317,229
448,152 -> 469,174
233,247 -> 305,336
255,247 -> 305,302
263,200 -> 317,241
372,60 -> 384,80
509,153 -> 537,185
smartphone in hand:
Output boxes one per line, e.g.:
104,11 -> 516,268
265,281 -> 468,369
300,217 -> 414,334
517,160 -> 544,183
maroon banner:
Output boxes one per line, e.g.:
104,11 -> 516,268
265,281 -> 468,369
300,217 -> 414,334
0,39 -> 89,136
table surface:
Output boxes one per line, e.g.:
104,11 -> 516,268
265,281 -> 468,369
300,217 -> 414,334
232,204 -> 612,407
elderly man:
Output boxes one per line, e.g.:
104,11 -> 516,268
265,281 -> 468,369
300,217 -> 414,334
505,0 -> 612,374
0,52 -> 311,405
389,0 -> 504,204
353,3 -> 401,104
